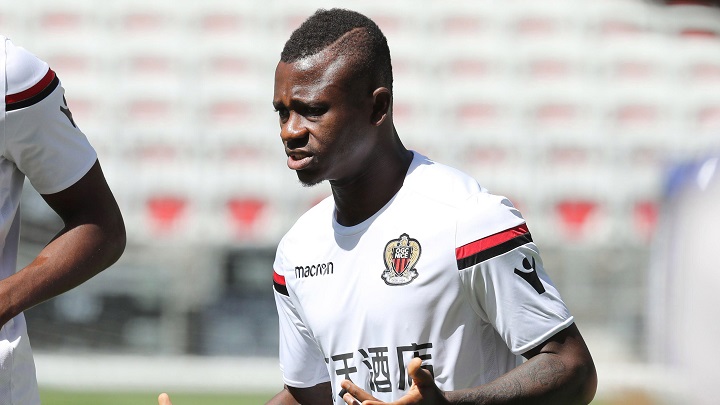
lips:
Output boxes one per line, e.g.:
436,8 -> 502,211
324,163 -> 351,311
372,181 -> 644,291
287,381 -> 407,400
287,153 -> 313,171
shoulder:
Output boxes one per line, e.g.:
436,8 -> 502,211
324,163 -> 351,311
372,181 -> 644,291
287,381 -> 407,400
279,195 -> 334,246
405,153 -> 526,242
404,152 -> 487,206
4,37 -> 51,97
456,192 -> 527,250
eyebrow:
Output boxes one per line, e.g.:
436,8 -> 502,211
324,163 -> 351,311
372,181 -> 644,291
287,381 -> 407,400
273,98 -> 322,111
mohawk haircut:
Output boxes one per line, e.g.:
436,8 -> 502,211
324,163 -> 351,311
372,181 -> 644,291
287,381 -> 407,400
280,8 -> 393,92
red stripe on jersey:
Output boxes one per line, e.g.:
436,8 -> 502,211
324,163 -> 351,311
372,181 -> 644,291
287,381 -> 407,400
456,223 -> 529,260
6,68 -> 56,104
273,271 -> 286,286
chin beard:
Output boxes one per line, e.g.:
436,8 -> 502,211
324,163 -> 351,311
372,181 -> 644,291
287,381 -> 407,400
298,176 -> 324,188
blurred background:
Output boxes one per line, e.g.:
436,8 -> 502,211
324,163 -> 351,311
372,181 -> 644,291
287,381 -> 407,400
2,0 -> 720,403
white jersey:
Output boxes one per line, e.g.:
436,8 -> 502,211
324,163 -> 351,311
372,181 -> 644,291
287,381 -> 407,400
273,152 -> 573,402
0,36 -> 97,404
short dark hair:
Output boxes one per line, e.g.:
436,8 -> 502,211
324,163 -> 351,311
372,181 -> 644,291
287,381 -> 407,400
280,8 -> 393,92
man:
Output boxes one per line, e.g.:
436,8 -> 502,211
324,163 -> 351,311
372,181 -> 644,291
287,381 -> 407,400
266,8 -> 596,405
1,36 -> 126,403
158,7 -> 597,405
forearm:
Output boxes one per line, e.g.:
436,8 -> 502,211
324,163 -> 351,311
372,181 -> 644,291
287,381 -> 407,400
445,352 -> 596,405
0,220 -> 125,326
266,387 -> 300,405
266,382 -> 332,405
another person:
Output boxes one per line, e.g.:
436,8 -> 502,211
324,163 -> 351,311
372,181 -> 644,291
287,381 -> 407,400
647,155 -> 720,404
154,7 -> 598,405
265,8 -> 596,405
1,36 -> 126,403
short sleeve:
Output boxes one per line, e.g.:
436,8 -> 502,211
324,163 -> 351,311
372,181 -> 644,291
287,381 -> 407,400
456,194 -> 574,355
3,40 -> 96,195
273,241 -> 331,388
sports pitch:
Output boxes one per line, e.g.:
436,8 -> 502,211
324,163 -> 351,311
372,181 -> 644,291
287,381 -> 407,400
40,390 -> 617,404
40,390 -> 274,405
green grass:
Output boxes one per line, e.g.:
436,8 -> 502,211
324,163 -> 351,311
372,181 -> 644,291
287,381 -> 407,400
40,389 -> 613,405
40,390 -> 274,405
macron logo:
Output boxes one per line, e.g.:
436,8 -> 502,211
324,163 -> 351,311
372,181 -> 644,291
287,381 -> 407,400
295,262 -> 334,279
514,256 -> 545,294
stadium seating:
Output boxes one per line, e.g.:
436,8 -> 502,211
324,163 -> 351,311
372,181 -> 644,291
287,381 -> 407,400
11,0 -> 720,364
5,0 -> 715,250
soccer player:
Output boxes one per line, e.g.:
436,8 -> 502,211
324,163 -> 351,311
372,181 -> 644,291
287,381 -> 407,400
1,36 -> 126,403
265,8 -> 597,405
157,7 -> 598,405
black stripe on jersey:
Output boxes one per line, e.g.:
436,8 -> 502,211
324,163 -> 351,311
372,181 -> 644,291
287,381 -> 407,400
6,76 -> 60,112
457,232 -> 533,270
273,280 -> 289,296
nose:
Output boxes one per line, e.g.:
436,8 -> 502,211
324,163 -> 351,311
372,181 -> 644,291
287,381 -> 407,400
280,111 -> 308,144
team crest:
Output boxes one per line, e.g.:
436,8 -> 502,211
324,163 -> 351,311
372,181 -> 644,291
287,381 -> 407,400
381,233 -> 421,286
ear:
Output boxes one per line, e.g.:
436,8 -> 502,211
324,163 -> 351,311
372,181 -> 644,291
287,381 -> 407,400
370,87 -> 392,126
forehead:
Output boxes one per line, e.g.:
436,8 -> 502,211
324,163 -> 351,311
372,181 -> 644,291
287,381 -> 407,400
274,50 -> 357,102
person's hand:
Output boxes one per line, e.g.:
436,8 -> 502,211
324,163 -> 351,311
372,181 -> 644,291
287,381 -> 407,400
158,393 -> 173,405
340,380 -> 381,405
340,358 -> 450,404
339,379 -> 379,404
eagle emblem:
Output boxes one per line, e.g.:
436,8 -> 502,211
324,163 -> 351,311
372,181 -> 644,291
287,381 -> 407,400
381,233 -> 421,286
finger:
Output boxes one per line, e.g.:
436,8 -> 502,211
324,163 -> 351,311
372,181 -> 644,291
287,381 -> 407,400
340,390 -> 362,405
407,357 -> 435,387
158,393 -> 173,405
340,380 -> 380,402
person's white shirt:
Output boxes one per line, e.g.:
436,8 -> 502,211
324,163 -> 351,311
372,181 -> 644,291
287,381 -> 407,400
0,36 -> 97,404
273,152 -> 573,402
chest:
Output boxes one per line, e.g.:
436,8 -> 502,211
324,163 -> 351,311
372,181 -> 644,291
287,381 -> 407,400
285,210 -> 464,350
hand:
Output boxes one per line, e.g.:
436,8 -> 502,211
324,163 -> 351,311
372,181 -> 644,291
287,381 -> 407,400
158,393 -> 173,405
339,379 -> 379,404
341,358 -> 450,405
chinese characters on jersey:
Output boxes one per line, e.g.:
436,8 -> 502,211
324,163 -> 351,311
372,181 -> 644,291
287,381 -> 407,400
327,342 -> 434,394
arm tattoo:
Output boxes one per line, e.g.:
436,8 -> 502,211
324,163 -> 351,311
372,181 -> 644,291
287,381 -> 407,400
489,377 -> 523,402
447,356 -> 570,404
527,356 -> 566,388
452,377 -> 522,404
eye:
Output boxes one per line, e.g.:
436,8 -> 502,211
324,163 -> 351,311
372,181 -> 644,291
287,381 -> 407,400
275,106 -> 289,121
305,106 -> 327,118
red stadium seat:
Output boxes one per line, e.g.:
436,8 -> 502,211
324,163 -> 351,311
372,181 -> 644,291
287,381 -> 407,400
513,16 -> 559,38
633,200 -> 659,242
40,12 -> 84,32
200,13 -> 245,34
457,103 -> 502,126
440,15 -> 488,37
534,103 -> 581,128
147,196 -> 187,232
661,1 -> 720,38
665,0 -> 718,7
555,199 -> 598,239
32,0 -> 100,38
688,61 -> 720,82
697,105 -> 720,127
227,197 -> 266,233
680,28 -> 720,38
120,11 -> 168,33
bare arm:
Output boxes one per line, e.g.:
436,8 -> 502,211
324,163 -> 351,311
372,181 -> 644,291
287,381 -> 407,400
446,323 -> 597,404
341,323 -> 597,405
266,386 -> 299,405
0,160 -> 126,327
266,382 -> 333,405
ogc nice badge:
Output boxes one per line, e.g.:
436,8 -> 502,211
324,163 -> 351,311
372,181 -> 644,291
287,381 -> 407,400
381,233 -> 421,286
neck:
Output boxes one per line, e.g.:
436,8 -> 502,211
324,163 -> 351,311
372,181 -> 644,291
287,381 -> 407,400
331,138 -> 413,227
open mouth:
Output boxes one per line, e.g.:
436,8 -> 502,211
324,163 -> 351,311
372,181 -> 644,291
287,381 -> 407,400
287,154 -> 313,171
